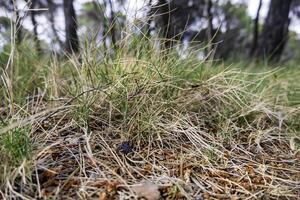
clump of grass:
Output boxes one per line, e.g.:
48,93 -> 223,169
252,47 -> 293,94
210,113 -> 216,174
0,33 -> 299,199
0,126 -> 32,187
1,127 -> 31,165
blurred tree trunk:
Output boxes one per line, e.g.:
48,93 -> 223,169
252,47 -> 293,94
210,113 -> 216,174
257,0 -> 292,62
206,0 -> 213,54
146,0 -> 153,37
63,0 -> 79,54
158,0 -> 172,48
47,0 -> 63,48
29,0 -> 41,53
250,0 -> 262,57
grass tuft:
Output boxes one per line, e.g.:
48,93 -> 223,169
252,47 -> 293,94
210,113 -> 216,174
0,35 -> 299,199
1,127 -> 31,166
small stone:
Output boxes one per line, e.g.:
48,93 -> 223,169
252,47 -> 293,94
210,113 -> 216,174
118,141 -> 134,154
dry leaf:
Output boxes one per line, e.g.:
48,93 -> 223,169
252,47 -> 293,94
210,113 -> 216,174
99,191 -> 108,200
131,181 -> 160,200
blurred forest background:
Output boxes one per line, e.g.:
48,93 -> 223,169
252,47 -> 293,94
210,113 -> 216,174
1,0 -> 300,64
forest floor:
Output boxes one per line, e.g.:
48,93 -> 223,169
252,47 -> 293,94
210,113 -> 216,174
0,43 -> 300,199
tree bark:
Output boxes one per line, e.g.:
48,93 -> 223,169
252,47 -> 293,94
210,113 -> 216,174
250,0 -> 262,57
257,0 -> 292,62
63,0 -> 79,54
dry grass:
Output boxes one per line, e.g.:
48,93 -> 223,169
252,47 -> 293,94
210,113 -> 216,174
0,37 -> 300,200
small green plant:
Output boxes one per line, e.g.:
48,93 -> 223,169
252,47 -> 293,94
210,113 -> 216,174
1,127 -> 31,166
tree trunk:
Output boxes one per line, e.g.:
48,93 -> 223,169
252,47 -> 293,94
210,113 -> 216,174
250,0 -> 262,57
29,0 -> 41,53
257,0 -> 292,62
47,0 -> 64,48
158,0 -> 172,48
63,0 -> 79,54
146,0 -> 153,37
206,0 -> 213,54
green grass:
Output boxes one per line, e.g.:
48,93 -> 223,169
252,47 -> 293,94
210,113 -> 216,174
1,127 -> 31,165
0,36 -> 299,199
0,125 -> 31,184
